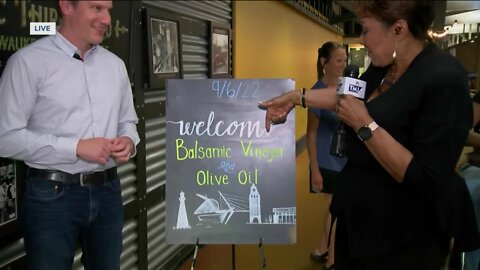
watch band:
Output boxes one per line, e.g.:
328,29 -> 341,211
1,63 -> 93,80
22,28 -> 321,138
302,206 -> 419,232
367,121 -> 379,132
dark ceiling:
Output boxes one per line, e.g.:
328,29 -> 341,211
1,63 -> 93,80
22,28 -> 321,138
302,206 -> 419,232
334,0 -> 480,37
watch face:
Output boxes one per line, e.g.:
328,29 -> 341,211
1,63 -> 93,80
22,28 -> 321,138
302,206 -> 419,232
357,126 -> 372,141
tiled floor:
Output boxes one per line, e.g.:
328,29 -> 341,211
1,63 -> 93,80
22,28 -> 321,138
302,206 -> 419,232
180,150 -> 329,270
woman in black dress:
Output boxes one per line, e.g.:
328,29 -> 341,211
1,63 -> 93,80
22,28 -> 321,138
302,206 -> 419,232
261,1 -> 478,269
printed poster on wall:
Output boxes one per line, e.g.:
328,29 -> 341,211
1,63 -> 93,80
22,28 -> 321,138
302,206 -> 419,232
0,158 -> 17,227
165,79 -> 296,244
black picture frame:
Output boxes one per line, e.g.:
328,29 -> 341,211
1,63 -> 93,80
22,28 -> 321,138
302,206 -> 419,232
145,8 -> 182,89
209,22 -> 231,78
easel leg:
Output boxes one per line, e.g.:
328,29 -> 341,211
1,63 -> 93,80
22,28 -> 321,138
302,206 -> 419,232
258,238 -> 266,269
191,238 -> 200,270
232,244 -> 236,270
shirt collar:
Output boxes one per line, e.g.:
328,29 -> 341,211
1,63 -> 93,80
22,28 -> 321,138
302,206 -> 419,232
51,32 -> 98,58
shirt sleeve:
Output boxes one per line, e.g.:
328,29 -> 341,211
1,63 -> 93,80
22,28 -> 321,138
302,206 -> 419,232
403,69 -> 472,200
117,62 -> 140,157
0,53 -> 79,165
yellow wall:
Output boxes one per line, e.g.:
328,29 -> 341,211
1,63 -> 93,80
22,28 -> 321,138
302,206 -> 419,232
233,1 -> 343,138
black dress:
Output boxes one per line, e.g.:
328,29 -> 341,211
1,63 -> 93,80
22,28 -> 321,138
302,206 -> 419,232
331,42 -> 478,264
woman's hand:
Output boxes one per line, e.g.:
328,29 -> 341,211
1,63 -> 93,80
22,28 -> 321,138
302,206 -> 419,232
259,90 -> 298,132
311,169 -> 323,192
335,95 -> 373,131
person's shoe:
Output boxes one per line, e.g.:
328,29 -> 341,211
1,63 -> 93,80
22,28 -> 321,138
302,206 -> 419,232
326,263 -> 335,270
310,251 -> 328,263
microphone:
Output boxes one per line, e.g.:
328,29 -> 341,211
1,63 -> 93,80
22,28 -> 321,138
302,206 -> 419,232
330,64 -> 365,157
343,64 -> 359,79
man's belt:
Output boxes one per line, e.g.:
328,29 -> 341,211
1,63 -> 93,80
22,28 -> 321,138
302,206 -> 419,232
28,167 -> 118,186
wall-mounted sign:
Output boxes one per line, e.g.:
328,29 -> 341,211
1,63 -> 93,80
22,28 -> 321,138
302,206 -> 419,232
165,79 -> 296,244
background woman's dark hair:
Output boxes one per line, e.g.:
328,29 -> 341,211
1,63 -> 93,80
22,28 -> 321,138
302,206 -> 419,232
353,0 -> 434,42
317,41 -> 343,80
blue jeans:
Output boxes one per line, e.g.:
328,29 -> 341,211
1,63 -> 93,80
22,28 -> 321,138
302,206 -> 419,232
20,175 -> 123,270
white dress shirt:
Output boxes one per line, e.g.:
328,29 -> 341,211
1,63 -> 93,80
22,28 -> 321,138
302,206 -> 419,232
0,33 -> 140,173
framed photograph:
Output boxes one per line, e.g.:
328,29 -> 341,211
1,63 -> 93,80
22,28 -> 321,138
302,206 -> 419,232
145,8 -> 182,89
0,158 -> 17,227
210,22 -> 231,78
349,48 -> 365,68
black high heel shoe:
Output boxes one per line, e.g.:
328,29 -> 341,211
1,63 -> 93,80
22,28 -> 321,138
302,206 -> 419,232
310,251 -> 328,263
326,263 -> 335,270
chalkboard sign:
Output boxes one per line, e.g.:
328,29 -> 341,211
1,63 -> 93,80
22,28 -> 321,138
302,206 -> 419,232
165,79 -> 296,244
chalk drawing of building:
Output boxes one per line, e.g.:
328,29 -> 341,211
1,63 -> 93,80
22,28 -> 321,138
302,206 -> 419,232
249,184 -> 261,224
272,207 -> 296,224
194,192 -> 235,224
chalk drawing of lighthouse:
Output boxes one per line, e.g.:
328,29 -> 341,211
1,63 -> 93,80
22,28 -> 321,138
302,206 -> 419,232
175,191 -> 191,229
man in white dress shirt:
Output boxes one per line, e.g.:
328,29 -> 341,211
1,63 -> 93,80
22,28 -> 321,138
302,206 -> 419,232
0,1 -> 140,269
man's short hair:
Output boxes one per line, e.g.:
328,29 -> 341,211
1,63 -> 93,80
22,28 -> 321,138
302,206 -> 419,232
57,0 -> 79,17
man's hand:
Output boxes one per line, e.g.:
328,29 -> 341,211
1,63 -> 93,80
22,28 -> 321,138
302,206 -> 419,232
110,136 -> 134,164
76,138 -> 112,165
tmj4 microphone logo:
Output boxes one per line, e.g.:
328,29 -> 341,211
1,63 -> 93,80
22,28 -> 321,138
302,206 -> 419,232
348,82 -> 363,94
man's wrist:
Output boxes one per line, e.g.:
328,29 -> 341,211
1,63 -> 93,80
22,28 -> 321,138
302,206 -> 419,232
124,136 -> 137,158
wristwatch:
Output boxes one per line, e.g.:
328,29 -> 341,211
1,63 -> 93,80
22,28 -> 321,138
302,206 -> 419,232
357,121 -> 379,142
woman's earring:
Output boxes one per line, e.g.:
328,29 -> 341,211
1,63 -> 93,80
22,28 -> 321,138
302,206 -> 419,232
392,43 -> 397,60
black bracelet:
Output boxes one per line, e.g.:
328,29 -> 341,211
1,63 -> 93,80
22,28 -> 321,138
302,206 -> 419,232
301,88 -> 306,108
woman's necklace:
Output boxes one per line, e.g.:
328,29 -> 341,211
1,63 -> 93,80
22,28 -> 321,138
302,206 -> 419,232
378,71 -> 396,94
377,63 -> 399,94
